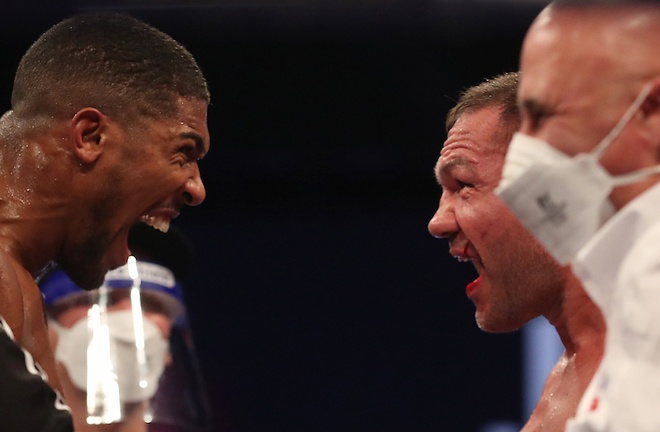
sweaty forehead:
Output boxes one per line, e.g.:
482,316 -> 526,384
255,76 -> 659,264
436,106 -> 509,179
442,106 -> 512,155
176,97 -> 211,153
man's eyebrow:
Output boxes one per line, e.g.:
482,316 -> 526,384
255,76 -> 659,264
433,155 -> 470,183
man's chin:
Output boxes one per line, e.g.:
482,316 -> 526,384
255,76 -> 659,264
60,265 -> 107,291
475,313 -> 523,333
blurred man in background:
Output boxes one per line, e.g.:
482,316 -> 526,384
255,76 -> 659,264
496,1 -> 660,429
39,223 -> 211,432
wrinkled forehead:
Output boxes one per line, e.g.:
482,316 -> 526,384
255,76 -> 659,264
436,107 -> 509,180
442,107 -> 514,154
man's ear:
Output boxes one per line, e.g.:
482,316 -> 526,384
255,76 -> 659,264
70,108 -> 108,164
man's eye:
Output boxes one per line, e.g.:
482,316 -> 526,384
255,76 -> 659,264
457,180 -> 474,190
176,145 -> 197,166
439,177 -> 474,193
179,145 -> 195,156
522,104 -> 553,133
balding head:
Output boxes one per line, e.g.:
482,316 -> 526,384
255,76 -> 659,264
518,0 -> 660,208
531,2 -> 660,80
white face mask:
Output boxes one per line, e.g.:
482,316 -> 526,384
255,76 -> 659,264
54,309 -> 169,404
496,83 -> 660,265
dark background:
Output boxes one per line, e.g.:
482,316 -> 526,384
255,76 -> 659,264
1,1 -> 549,431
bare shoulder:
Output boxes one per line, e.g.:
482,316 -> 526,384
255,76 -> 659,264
523,353 -> 597,431
0,249 -> 62,391
522,359 -> 571,431
0,248 -> 25,338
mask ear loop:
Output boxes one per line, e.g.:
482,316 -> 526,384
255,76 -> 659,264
592,82 -> 654,160
610,164 -> 660,187
590,82 -> 660,187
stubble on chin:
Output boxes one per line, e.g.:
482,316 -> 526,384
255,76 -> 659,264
63,173 -> 125,291
58,234 -> 111,291
479,248 -> 562,333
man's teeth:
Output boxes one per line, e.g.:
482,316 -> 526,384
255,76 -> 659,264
140,215 -> 170,233
453,256 -> 470,263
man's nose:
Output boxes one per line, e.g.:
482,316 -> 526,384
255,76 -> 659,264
181,165 -> 206,206
428,198 -> 458,240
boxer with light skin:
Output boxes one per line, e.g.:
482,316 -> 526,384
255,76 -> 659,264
428,72 -> 605,430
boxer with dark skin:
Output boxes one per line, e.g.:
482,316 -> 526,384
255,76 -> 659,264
0,12 -> 210,430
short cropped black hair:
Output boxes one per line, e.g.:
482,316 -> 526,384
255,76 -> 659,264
12,12 -> 209,122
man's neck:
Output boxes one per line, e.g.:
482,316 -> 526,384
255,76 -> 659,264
547,269 -> 605,357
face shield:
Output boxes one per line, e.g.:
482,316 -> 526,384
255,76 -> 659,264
39,257 -> 211,431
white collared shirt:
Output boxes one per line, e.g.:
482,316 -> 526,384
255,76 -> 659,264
566,182 -> 660,432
